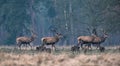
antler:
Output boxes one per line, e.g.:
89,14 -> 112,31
101,29 -> 107,35
29,28 -> 37,38
86,27 -> 98,36
92,28 -> 98,36
87,28 -> 92,35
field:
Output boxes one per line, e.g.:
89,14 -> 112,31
0,46 -> 120,66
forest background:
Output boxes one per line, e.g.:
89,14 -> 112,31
0,0 -> 120,46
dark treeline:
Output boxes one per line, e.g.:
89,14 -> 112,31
0,0 -> 120,46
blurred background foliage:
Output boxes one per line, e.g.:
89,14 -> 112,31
0,0 -> 120,46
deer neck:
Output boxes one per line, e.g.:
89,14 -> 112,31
55,35 -> 59,41
30,35 -> 35,42
100,36 -> 107,42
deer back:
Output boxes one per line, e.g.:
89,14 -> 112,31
16,37 -> 31,43
41,36 -> 59,43
78,36 -> 95,42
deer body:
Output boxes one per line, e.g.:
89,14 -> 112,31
77,36 -> 95,43
77,35 -> 95,49
41,36 -> 59,45
16,34 -> 36,49
78,33 -> 108,49
41,33 -> 62,50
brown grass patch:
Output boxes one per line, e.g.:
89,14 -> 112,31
0,52 -> 120,66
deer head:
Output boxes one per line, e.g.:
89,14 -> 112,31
102,29 -> 108,38
30,29 -> 37,40
55,33 -> 63,38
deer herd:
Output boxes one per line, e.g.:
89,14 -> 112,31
16,28 -> 108,53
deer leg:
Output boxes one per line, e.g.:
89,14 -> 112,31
19,44 -> 22,50
25,44 -> 27,50
83,44 -> 89,54
17,42 -> 21,49
96,44 -> 100,49
81,43 -> 84,49
41,42 -> 45,48
52,44 -> 56,51
96,45 -> 98,49
28,43 -> 32,50
78,40 -> 82,46
79,41 -> 84,49
41,44 -> 44,47
77,41 -> 80,46
88,44 -> 92,50
16,43 -> 19,49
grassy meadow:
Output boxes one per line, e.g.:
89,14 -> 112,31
0,46 -> 120,66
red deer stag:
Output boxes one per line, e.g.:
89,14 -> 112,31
41,33 -> 62,50
92,31 -> 108,49
77,35 -> 95,49
77,30 -> 108,49
16,30 -> 37,49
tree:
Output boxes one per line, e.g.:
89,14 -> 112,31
0,0 -> 31,44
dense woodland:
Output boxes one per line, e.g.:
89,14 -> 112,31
0,0 -> 120,46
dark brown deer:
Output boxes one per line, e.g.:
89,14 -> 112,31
71,45 -> 80,52
16,31 -> 37,49
36,46 -> 51,53
41,33 -> 62,50
99,46 -> 105,52
77,30 -> 108,49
